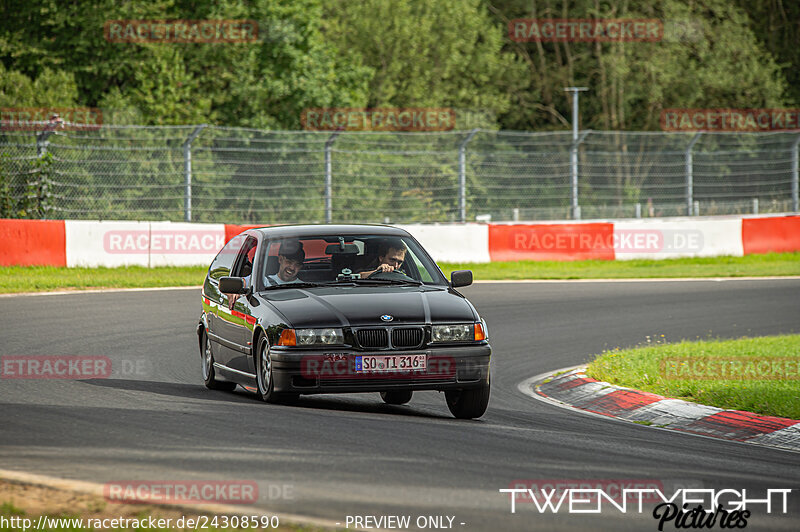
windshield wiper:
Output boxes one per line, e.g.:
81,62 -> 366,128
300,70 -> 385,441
349,278 -> 422,286
262,282 -> 328,290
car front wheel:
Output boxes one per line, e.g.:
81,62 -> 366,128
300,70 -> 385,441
445,372 -> 490,419
201,329 -> 236,391
255,335 -> 296,404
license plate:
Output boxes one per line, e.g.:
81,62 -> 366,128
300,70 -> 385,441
355,354 -> 427,373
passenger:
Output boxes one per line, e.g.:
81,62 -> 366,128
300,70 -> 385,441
358,239 -> 407,277
267,240 -> 305,285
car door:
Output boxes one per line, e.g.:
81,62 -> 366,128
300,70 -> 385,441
216,235 -> 258,371
205,233 -> 248,366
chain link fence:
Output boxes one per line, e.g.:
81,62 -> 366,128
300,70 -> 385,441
1,123 -> 798,224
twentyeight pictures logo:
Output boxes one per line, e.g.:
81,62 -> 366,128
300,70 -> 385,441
104,20 -> 259,43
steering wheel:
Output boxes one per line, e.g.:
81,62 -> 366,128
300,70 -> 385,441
367,269 -> 415,281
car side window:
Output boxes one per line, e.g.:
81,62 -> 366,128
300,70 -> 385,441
208,234 -> 247,282
231,236 -> 258,278
404,244 -> 433,283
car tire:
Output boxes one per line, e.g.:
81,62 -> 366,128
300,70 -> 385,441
380,390 -> 413,405
201,329 -> 237,391
255,335 -> 297,404
445,372 -> 490,419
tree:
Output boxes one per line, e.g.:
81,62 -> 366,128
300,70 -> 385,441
0,0 -> 372,128
323,0 -> 527,128
734,0 -> 800,106
489,0 -> 788,131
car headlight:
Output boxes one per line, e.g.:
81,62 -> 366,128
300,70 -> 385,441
284,328 -> 344,346
431,324 -> 473,342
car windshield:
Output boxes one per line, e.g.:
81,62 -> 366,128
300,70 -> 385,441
260,234 -> 446,288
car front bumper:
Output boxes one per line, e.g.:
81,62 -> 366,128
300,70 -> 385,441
269,344 -> 491,394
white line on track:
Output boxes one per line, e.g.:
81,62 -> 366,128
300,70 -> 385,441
477,276 -> 800,283
2,276 -> 799,298
0,286 -> 201,298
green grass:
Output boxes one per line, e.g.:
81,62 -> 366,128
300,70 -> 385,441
0,501 -> 24,516
586,335 -> 800,419
440,252 -> 800,280
1,252 -> 798,293
0,266 -> 206,293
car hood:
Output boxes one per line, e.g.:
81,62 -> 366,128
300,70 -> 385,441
260,285 -> 477,328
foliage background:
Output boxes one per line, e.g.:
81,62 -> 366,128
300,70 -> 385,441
1,1 -> 797,223
1,0 -> 795,130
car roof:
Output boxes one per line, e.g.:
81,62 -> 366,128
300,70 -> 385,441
247,224 -> 412,239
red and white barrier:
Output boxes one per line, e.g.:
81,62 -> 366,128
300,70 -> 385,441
399,224 -> 491,263
612,219 -> 743,259
488,222 -> 614,261
742,216 -> 800,255
0,219 -> 66,266
64,221 -> 226,267
1,215 -> 798,267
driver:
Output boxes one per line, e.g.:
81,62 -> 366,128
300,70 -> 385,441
358,239 -> 407,277
267,240 -> 305,285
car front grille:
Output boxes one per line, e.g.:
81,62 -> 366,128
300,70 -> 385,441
356,328 -> 389,348
392,327 -> 424,348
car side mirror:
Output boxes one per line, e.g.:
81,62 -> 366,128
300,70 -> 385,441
450,270 -> 473,288
219,276 -> 247,294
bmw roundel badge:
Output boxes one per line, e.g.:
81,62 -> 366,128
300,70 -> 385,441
380,314 -> 394,322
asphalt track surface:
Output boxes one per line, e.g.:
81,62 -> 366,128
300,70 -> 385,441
1,280 -> 800,531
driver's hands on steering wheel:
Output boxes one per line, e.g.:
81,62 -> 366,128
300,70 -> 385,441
367,264 -> 408,279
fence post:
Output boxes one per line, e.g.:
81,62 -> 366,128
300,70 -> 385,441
792,134 -> 800,213
458,129 -> 479,223
182,125 -> 206,223
34,128 -> 57,219
324,128 -> 344,224
685,132 -> 703,216
571,130 -> 591,220
35,131 -> 53,158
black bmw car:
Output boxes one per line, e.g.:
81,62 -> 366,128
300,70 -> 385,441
197,224 -> 491,419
